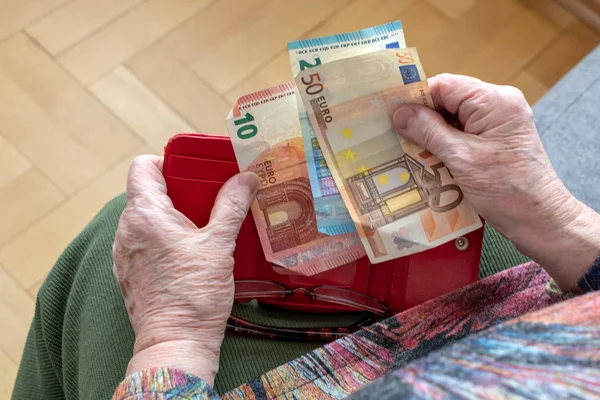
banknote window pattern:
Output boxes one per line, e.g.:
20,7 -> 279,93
319,177 -> 338,196
257,178 -> 319,253
317,168 -> 332,178
311,138 -> 323,155
348,155 -> 430,228
312,137 -> 340,195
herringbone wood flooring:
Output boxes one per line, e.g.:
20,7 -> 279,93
1,0 -> 599,397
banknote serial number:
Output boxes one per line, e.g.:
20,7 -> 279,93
295,37 -> 389,54
300,73 -> 333,124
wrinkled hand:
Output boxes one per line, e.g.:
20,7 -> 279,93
112,155 -> 258,384
393,74 -> 600,290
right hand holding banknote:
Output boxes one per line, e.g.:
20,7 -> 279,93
392,73 -> 600,291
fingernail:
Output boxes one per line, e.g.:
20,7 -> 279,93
238,172 -> 259,193
393,106 -> 416,130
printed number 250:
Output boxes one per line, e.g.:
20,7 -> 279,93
234,112 -> 257,139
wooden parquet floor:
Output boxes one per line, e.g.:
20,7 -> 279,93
0,0 -> 599,396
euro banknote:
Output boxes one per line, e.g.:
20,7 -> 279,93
288,21 -> 406,236
295,48 -> 482,263
225,82 -> 365,275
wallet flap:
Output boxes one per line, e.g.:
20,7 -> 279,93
165,154 -> 240,182
164,133 -> 236,161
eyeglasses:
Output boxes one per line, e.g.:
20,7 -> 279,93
227,280 -> 387,340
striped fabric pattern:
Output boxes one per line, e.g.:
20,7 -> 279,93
114,257 -> 600,399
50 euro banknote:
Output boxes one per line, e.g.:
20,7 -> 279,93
288,21 -> 407,237
295,48 -> 482,263
225,82 -> 365,275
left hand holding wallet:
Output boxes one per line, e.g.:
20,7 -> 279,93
112,154 -> 258,385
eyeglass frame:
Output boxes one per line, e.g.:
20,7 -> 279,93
227,280 -> 388,341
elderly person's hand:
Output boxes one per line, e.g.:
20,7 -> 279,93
112,155 -> 258,385
393,74 -> 600,291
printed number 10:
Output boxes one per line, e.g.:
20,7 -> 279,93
234,112 -> 257,139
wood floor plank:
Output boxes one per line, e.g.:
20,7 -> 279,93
58,0 -> 216,85
461,8 -> 559,84
0,34 -> 142,171
191,0 -> 348,94
0,348 -> 17,399
0,136 -> 30,188
127,42 -> 230,134
519,0 -> 576,29
401,1 -> 452,47
0,146 -> 154,290
91,67 -> 192,152
427,0 -> 476,19
0,266 -> 35,364
0,0 -> 69,41
225,0 -> 416,103
27,278 -> 45,300
0,168 -> 65,248
395,1 -> 452,76
0,70 -> 107,194
225,51 -> 292,105
408,0 -> 524,77
161,0 -> 273,70
27,0 -> 145,55
303,0 -> 417,39
509,70 -> 549,105
526,21 -> 600,88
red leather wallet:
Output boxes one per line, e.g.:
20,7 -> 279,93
164,133 -> 484,314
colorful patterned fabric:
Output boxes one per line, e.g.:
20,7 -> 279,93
113,258 -> 600,399
351,291 -> 600,399
112,368 -> 218,399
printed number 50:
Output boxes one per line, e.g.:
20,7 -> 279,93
396,52 -> 414,64
234,112 -> 257,139
301,73 -> 324,95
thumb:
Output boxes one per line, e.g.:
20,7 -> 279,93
393,105 -> 463,162
207,172 -> 259,243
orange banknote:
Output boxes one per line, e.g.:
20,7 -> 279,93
226,83 -> 365,275
295,48 -> 482,263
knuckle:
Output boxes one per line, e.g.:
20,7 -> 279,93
128,155 -> 147,175
432,72 -> 455,88
503,84 -> 526,100
458,82 -> 497,119
500,85 -> 533,119
112,207 -> 146,257
436,72 -> 454,80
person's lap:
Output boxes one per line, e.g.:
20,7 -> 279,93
12,191 -> 532,399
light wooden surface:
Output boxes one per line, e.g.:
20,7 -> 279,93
555,0 -> 600,33
0,0 -> 598,396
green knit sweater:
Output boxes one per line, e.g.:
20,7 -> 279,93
11,194 -> 527,399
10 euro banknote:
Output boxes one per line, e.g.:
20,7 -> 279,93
288,21 -> 407,237
225,83 -> 365,275
295,48 -> 482,263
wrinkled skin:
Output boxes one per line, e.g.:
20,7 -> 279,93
112,155 -> 258,384
112,74 -> 600,385
393,74 -> 600,291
